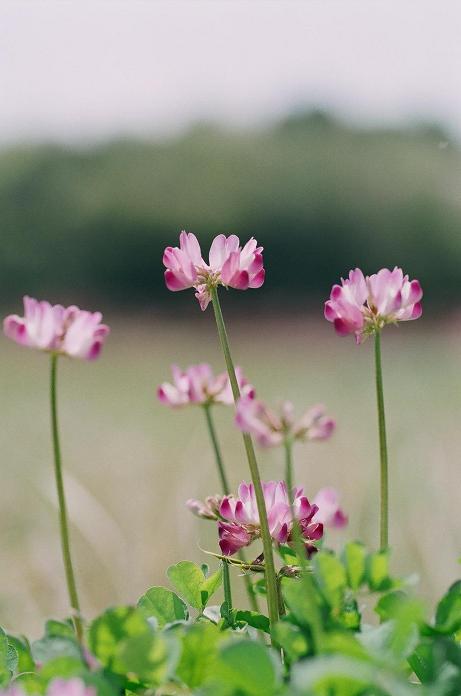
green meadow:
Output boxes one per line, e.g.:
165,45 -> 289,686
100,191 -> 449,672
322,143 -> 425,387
2,313 -> 460,636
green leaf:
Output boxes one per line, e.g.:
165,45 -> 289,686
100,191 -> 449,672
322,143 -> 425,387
31,637 -> 82,665
314,551 -> 347,610
44,620 -> 75,640
88,606 -> 151,672
360,596 -> 423,665
339,597 -> 361,631
13,673 -> 45,695
176,622 -> 223,689
168,562 -> 204,609
409,636 -> 461,685
137,586 -> 189,628
435,580 -> 461,635
220,601 -> 233,627
234,610 -> 270,634
200,567 -> 223,607
320,631 -> 369,661
272,622 -> 309,662
252,578 -> 267,596
278,544 -> 298,566
40,657 -> 86,683
291,655 -> 416,696
408,640 -> 434,683
7,635 -> 34,674
167,561 -> 222,610
282,576 -> 323,631
6,645 -> 18,676
375,590 -> 408,622
210,640 -> 281,696
0,627 -> 12,686
342,542 -> 367,590
366,549 -> 393,592
115,632 -> 179,688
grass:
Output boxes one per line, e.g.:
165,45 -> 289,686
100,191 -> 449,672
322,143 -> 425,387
1,311 -> 460,635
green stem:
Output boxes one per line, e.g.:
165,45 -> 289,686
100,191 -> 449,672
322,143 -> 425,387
202,405 -> 259,612
210,286 -> 279,634
284,437 -> 294,504
222,560 -> 233,616
50,354 -> 83,641
283,442 -> 323,650
283,438 -> 307,571
374,331 -> 389,550
203,403 -> 230,494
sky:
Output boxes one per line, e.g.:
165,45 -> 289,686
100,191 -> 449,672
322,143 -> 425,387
1,0 -> 460,144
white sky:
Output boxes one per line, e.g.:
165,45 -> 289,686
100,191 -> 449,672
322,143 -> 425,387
1,0 -> 460,144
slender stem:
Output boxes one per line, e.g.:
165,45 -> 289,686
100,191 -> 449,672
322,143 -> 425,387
283,442 -> 323,649
202,405 -> 259,612
50,354 -> 83,641
210,286 -> 279,633
222,560 -> 233,616
276,575 -> 286,617
284,437 -> 294,503
203,403 -> 230,493
283,438 -> 307,571
374,331 -> 389,550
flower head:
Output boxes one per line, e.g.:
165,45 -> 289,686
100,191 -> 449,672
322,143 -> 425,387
218,481 -> 323,556
235,396 -> 335,447
324,267 -> 422,343
186,495 -> 222,520
163,232 -> 265,310
313,488 -> 348,529
158,363 -> 254,408
3,296 -> 110,360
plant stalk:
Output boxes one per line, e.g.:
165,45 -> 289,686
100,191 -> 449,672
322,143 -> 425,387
374,330 -> 389,550
283,439 -> 323,649
222,560 -> 233,617
50,354 -> 83,641
202,404 -> 260,612
283,437 -> 307,571
203,403 -> 231,494
210,286 -> 279,633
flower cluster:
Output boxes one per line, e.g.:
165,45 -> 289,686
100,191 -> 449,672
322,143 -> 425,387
324,267 -> 423,343
188,482 -> 347,557
3,296 -> 109,360
218,481 -> 323,556
235,396 -> 335,447
186,495 -> 223,520
312,487 -> 348,529
163,232 -> 265,310
158,363 -> 254,407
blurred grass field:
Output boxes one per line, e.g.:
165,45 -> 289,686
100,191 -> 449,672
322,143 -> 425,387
1,310 -> 461,636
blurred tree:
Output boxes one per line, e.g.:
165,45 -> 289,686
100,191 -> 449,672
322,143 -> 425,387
0,112 -> 459,310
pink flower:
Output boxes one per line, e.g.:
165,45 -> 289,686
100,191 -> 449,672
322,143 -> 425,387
158,363 -> 254,407
163,232 -> 265,310
313,488 -> 348,529
47,680 -> 95,696
186,495 -> 222,520
324,267 -> 422,343
3,296 -> 109,360
0,687 -> 26,696
218,481 -> 323,556
235,396 -> 335,448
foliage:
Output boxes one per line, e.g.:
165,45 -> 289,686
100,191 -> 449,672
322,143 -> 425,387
2,548 -> 461,695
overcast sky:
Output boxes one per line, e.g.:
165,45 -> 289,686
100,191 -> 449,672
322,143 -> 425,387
1,0 -> 460,144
